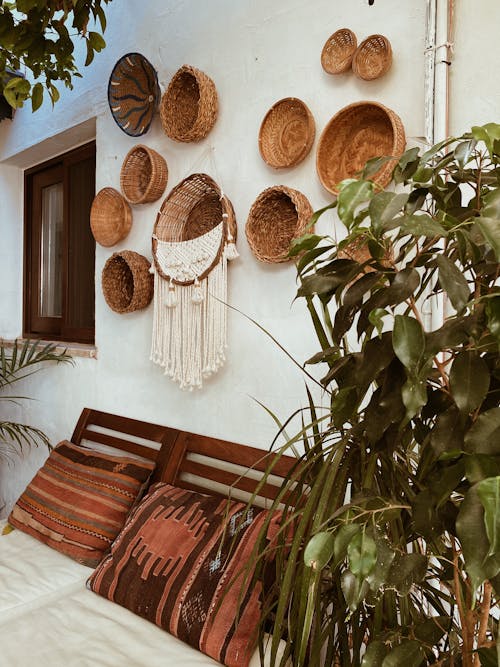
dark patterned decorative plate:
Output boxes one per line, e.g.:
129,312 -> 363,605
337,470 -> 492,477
107,53 -> 160,137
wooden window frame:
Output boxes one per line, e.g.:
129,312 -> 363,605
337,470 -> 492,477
23,142 -> 96,344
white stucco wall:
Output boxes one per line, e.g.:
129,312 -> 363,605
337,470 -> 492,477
0,0 -> 428,514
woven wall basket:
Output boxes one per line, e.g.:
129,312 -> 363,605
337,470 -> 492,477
120,145 -> 168,205
352,34 -> 392,81
90,187 -> 132,247
316,101 -> 406,194
160,65 -> 218,143
246,186 -> 313,264
102,250 -> 153,313
321,28 -> 357,74
108,53 -> 160,137
152,173 -> 236,284
259,97 -> 315,169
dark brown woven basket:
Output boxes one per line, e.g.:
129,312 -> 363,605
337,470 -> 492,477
321,28 -> 357,74
352,34 -> 392,80
90,187 -> 132,247
259,98 -> 315,169
160,65 -> 218,142
245,186 -> 313,263
120,145 -> 168,204
316,101 -> 406,194
152,173 -> 236,284
102,250 -> 153,313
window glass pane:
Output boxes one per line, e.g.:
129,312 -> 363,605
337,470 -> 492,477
40,182 -> 63,318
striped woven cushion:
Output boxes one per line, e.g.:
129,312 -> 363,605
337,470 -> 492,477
89,483 -> 277,667
8,441 -> 155,567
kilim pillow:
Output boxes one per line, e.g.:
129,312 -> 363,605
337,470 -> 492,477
88,483 -> 278,667
8,440 -> 155,567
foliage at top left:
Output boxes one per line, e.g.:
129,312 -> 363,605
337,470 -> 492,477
0,0 -> 111,111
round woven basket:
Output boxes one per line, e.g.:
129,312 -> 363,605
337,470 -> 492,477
90,188 -> 132,247
352,34 -> 392,80
259,97 -> 315,169
120,145 -> 168,205
316,101 -> 406,194
160,65 -> 218,142
102,250 -> 153,313
245,186 -> 313,264
108,53 -> 160,137
152,173 -> 236,284
321,28 -> 357,74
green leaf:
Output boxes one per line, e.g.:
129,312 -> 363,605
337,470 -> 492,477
387,553 -> 427,595
333,524 -> 361,567
449,351 -> 490,414
289,233 -> 323,257
454,138 -> 477,168
368,191 -> 408,236
369,308 -> 388,337
464,408 -> 500,455
31,82 -> 43,112
414,616 -> 449,647
472,123 -> 500,156
465,454 -> 500,484
437,255 -> 470,313
476,216 -> 500,261
361,641 -> 388,667
486,296 -> 500,344
477,476 -> 500,556
401,377 -> 427,420
366,537 -> 396,591
304,532 -> 335,570
431,406 -> 464,458
340,570 -> 369,612
393,315 -> 425,371
476,646 -> 499,667
337,180 -> 374,229
347,530 -> 377,578
381,640 -> 426,667
331,387 -> 358,428
88,31 -> 106,52
400,213 -> 446,238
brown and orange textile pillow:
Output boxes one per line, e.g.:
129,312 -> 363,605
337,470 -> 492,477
88,483 -> 279,667
8,440 -> 155,567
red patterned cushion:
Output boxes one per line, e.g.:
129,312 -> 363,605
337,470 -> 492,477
8,441 -> 155,567
88,483 -> 277,667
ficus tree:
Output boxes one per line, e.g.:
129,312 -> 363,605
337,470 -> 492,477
0,0 -> 111,111
248,124 -> 500,667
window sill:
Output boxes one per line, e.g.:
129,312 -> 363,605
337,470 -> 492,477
1,338 -> 97,359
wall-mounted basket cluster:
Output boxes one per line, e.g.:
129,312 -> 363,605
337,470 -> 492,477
102,250 -> 153,313
321,29 -> 392,80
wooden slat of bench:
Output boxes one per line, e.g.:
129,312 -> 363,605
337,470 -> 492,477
72,408 -> 176,445
78,428 -> 158,461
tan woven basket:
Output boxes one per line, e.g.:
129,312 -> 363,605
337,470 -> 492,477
153,173 -> 236,284
160,65 -> 218,142
321,28 -> 357,74
352,34 -> 392,80
246,186 -> 313,263
316,101 -> 406,194
259,98 -> 315,169
120,145 -> 168,205
102,250 -> 153,313
90,187 -> 132,247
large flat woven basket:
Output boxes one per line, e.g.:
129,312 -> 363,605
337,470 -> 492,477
316,101 -> 406,194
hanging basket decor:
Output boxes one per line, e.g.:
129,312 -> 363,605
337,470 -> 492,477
90,187 -> 132,247
352,34 -> 392,80
316,101 -> 406,194
120,145 -> 168,205
258,97 -> 315,169
245,186 -> 313,263
321,28 -> 358,74
151,173 -> 238,390
160,65 -> 218,143
108,53 -> 160,137
102,250 -> 154,314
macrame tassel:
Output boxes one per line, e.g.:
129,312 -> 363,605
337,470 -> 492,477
165,281 -> 177,308
148,264 -> 156,275
224,232 -> 239,261
191,277 -> 204,304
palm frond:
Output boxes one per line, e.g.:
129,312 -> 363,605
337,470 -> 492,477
0,339 -> 73,392
0,421 -> 51,459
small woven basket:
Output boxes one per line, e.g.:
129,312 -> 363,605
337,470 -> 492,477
316,101 -> 406,194
321,28 -> 357,74
153,173 -> 236,284
120,145 -> 168,205
160,65 -> 218,142
352,34 -> 392,80
246,186 -> 313,263
90,188 -> 132,247
259,97 -> 315,169
102,250 -> 153,313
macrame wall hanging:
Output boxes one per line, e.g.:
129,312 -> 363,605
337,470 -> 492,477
150,173 -> 238,390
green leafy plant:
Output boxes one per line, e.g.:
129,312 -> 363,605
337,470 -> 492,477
0,339 -> 72,458
0,0 -> 111,111
250,125 -> 500,666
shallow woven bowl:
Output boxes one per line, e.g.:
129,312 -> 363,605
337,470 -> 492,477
108,53 -> 160,137
259,97 -> 315,169
245,186 -> 313,264
352,34 -> 392,81
316,101 -> 406,194
102,250 -> 153,313
160,65 -> 218,142
321,28 -> 357,74
120,145 -> 168,204
90,187 -> 132,247
153,173 -> 237,284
